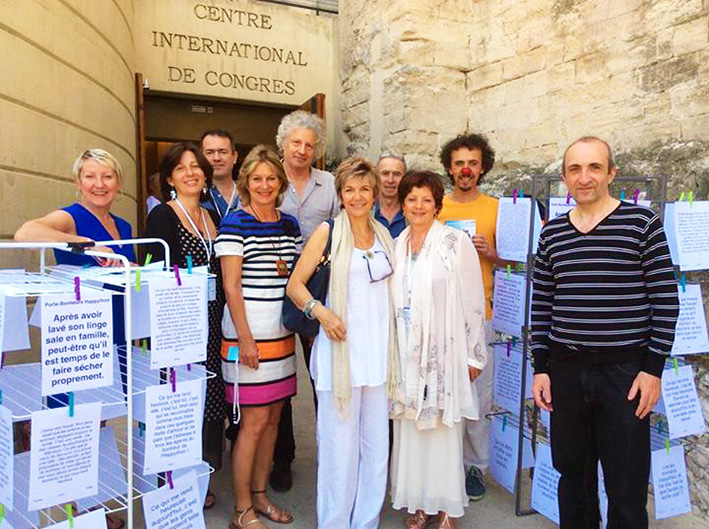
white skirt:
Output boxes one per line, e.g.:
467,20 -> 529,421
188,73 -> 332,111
390,419 -> 468,518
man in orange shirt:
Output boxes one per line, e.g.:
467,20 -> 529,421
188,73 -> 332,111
438,133 -> 508,501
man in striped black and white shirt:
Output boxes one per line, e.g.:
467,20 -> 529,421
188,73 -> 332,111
531,136 -> 679,529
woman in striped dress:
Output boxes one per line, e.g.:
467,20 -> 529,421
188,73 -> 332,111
216,145 -> 302,529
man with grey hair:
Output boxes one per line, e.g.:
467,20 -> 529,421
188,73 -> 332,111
374,154 -> 407,238
532,136 -> 678,528
272,109 -> 339,491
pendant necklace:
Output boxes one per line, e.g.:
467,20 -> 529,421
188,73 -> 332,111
249,206 -> 289,277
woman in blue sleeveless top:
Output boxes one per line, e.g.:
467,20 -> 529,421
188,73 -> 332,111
15,149 -> 134,529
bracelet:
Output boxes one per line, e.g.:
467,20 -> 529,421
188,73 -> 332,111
303,298 -> 321,320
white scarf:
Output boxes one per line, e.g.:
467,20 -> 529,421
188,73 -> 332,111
328,211 -> 400,417
391,221 -> 487,429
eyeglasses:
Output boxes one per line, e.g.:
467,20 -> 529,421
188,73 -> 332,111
362,251 -> 394,283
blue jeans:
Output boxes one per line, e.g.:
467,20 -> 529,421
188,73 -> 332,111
549,358 -> 650,529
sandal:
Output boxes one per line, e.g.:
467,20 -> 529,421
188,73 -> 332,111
204,489 -> 216,510
437,513 -> 456,529
251,490 -> 294,524
405,510 -> 440,529
229,506 -> 266,529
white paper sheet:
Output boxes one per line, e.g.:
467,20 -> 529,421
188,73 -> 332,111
671,284 -> 709,356
496,197 -> 542,262
445,220 -> 476,238
143,378 -> 204,475
547,197 -> 575,221
674,201 -> 709,271
28,402 -> 101,510
530,443 -> 561,525
661,365 -> 706,439
50,508 -> 108,528
493,344 -> 525,413
663,203 -> 680,266
40,291 -> 114,396
492,271 -> 527,338
9,452 -> 39,527
142,470 -> 206,529
489,417 -> 535,494
651,445 -> 692,520
2,295 -> 30,353
148,275 -> 207,369
0,406 -> 13,509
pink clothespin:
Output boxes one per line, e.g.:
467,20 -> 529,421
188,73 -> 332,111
173,264 -> 182,286
74,277 -> 81,301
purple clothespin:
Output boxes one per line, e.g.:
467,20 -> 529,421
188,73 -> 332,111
74,277 -> 81,301
566,192 -> 572,205
512,189 -> 518,204
506,341 -> 511,357
187,363 -> 192,371
167,470 -> 174,489
173,264 -> 182,286
170,369 -> 176,392
632,189 -> 640,204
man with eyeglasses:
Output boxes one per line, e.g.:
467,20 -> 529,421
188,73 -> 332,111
200,129 -> 240,221
374,154 -> 407,238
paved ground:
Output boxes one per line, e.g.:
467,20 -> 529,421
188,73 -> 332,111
201,358 -> 705,529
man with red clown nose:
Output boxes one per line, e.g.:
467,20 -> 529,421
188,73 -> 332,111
438,133 -> 511,501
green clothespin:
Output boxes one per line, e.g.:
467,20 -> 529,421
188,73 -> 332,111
515,262 -> 522,272
673,357 -> 679,375
141,339 -> 148,357
506,264 -> 511,279
665,439 -> 671,455
144,253 -> 153,267
134,269 -> 141,292
679,192 -> 686,202
0,503 -> 5,524
65,503 -> 74,528
688,191 -> 694,207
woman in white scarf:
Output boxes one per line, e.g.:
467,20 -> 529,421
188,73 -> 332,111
286,157 -> 398,529
390,171 -> 487,529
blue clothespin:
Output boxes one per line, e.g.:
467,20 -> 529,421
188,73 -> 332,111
0,390 -> 3,405
502,415 -> 508,431
138,422 -> 145,438
186,255 -> 193,275
657,418 -> 663,434
679,274 -> 687,293
518,189 -> 524,198
619,190 -> 626,201
68,392 -> 75,418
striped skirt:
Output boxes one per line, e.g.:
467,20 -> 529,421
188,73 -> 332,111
220,334 -> 297,407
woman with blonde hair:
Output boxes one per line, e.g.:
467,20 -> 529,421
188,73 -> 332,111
216,145 -> 301,529
287,157 -> 398,529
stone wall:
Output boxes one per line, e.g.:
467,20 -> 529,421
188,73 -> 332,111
339,0 -> 709,521
0,0 -> 138,268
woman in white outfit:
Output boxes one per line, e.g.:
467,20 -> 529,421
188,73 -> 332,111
286,157 -> 398,529
390,171 -> 488,529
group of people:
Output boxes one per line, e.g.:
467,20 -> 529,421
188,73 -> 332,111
14,109 -> 679,529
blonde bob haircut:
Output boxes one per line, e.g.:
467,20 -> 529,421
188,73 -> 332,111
72,149 -> 124,184
236,145 -> 289,207
334,157 -> 381,205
